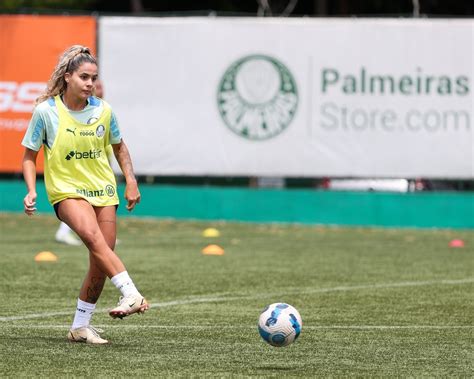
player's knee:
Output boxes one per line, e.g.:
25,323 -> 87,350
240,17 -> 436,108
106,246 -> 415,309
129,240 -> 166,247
79,228 -> 103,250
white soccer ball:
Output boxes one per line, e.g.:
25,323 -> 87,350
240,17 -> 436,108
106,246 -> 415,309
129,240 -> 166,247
258,303 -> 302,347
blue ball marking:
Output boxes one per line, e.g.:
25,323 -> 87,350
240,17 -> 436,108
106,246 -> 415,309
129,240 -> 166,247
265,304 -> 286,326
271,333 -> 286,346
265,317 -> 277,326
258,325 -> 271,343
290,313 -> 301,340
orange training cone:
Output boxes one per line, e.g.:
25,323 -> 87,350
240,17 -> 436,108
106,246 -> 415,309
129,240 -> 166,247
202,244 -> 225,256
35,251 -> 58,262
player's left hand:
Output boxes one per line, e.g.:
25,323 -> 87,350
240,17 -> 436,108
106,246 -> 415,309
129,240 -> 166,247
125,181 -> 141,211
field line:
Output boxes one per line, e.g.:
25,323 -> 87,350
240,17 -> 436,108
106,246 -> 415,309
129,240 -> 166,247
3,324 -> 473,330
1,277 -> 472,322
292,278 -> 474,295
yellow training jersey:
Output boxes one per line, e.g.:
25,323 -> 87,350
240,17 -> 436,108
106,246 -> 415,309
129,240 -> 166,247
43,96 -> 119,206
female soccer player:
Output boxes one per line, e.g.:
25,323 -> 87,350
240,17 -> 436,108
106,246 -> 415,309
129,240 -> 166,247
53,78 -> 105,247
22,45 -> 149,344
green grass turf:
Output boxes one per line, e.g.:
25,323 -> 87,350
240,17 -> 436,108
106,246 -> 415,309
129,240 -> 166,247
0,212 -> 473,377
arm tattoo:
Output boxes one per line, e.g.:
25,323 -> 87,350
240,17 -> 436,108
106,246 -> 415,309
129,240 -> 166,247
114,142 -> 137,182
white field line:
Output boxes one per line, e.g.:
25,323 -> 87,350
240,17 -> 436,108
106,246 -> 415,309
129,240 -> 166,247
1,277 -> 473,322
4,324 -> 473,330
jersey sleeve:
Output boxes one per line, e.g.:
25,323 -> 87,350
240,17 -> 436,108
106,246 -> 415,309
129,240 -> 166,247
109,111 -> 122,145
21,107 -> 46,151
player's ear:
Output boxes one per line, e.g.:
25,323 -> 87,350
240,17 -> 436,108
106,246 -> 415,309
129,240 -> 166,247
64,72 -> 71,84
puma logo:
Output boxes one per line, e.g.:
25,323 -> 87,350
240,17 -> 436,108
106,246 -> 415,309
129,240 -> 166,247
66,128 -> 76,136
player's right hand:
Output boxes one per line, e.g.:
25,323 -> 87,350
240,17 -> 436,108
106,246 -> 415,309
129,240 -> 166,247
23,192 -> 37,216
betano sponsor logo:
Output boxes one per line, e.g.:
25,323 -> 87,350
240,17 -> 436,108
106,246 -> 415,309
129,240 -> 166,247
65,149 -> 102,161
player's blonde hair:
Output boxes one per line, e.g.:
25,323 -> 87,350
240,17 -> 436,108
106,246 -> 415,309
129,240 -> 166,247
36,45 -> 97,105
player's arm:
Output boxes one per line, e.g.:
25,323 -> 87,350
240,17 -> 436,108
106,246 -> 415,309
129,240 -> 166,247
112,140 -> 140,211
22,148 -> 39,216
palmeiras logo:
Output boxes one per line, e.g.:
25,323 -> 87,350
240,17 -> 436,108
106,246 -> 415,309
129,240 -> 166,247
217,54 -> 298,141
96,125 -> 105,138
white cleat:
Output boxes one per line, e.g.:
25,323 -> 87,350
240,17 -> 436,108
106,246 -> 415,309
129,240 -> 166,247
55,231 -> 82,246
109,294 -> 149,319
67,326 -> 108,344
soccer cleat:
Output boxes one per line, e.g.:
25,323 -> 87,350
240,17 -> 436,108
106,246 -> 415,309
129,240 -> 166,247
55,231 -> 82,246
67,325 -> 108,344
109,294 -> 149,319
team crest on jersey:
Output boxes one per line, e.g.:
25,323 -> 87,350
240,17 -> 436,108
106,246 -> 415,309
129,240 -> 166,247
96,125 -> 106,138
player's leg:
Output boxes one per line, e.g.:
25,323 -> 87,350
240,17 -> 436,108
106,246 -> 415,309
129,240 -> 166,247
58,198 -> 125,277
68,207 -> 113,343
59,199 -> 114,343
92,205 -> 149,319
72,206 -> 117,308
60,200 -> 143,343
68,257 -> 108,344
59,199 -> 148,320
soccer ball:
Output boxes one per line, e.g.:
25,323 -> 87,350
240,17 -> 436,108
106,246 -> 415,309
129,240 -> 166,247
257,303 -> 302,347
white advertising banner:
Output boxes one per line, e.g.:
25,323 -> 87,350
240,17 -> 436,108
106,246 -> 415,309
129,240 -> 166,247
99,17 -> 473,178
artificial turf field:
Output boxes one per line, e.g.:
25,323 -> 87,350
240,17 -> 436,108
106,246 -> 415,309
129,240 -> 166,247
0,212 -> 472,377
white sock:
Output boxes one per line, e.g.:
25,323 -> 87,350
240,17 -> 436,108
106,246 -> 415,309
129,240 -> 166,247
111,271 -> 140,297
71,299 -> 96,330
57,222 -> 72,235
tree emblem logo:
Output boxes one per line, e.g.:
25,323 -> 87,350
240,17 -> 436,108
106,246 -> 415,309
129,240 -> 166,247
217,54 -> 298,140
96,124 -> 105,138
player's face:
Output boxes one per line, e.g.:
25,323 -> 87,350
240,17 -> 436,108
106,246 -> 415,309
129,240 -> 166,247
65,62 -> 98,101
